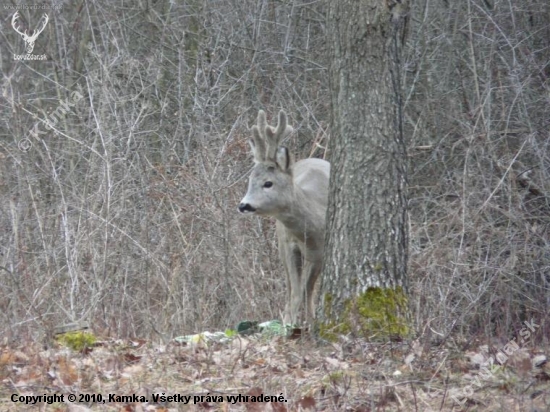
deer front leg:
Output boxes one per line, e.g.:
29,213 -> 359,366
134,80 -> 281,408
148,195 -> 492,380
277,223 -> 304,325
284,247 -> 303,325
278,241 -> 292,324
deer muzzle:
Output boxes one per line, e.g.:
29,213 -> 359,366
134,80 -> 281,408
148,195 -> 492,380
238,202 -> 256,213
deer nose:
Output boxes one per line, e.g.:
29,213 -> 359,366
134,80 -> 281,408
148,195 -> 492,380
238,203 -> 256,213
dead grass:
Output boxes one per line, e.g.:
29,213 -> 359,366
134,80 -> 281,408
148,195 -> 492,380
1,334 -> 549,411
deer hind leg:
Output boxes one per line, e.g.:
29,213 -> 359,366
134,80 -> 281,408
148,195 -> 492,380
303,261 -> 322,322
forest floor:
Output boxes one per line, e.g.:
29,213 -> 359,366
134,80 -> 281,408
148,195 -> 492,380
1,329 -> 549,412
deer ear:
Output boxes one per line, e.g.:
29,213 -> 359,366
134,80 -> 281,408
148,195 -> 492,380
276,147 -> 293,172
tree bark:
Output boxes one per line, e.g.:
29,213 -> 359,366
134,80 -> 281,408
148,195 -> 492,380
318,0 -> 409,339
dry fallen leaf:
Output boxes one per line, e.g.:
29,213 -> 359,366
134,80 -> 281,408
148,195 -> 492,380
295,395 -> 316,410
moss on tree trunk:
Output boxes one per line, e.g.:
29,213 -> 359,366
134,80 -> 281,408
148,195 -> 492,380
318,287 -> 410,341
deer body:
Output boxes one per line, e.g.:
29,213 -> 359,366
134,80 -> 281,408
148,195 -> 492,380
239,111 -> 329,324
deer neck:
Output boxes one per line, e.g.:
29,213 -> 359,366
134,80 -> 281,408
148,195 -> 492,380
275,187 -> 324,249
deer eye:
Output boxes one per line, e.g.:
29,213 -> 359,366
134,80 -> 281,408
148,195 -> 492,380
263,181 -> 273,188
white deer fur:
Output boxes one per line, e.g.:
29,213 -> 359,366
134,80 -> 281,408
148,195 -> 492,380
239,110 -> 330,324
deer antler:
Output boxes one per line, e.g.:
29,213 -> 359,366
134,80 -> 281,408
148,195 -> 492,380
249,110 -> 268,163
249,110 -> 293,163
12,12 -> 27,38
33,14 -> 49,39
265,110 -> 293,161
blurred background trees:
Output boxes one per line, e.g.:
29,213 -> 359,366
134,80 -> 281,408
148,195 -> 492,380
1,0 -> 549,344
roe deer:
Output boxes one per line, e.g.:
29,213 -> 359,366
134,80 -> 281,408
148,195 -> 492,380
238,110 -> 330,324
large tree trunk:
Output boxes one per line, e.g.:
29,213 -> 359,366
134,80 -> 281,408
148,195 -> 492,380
317,0 -> 409,339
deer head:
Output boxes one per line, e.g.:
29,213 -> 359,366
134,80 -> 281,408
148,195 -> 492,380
239,110 -> 295,216
12,11 -> 49,54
